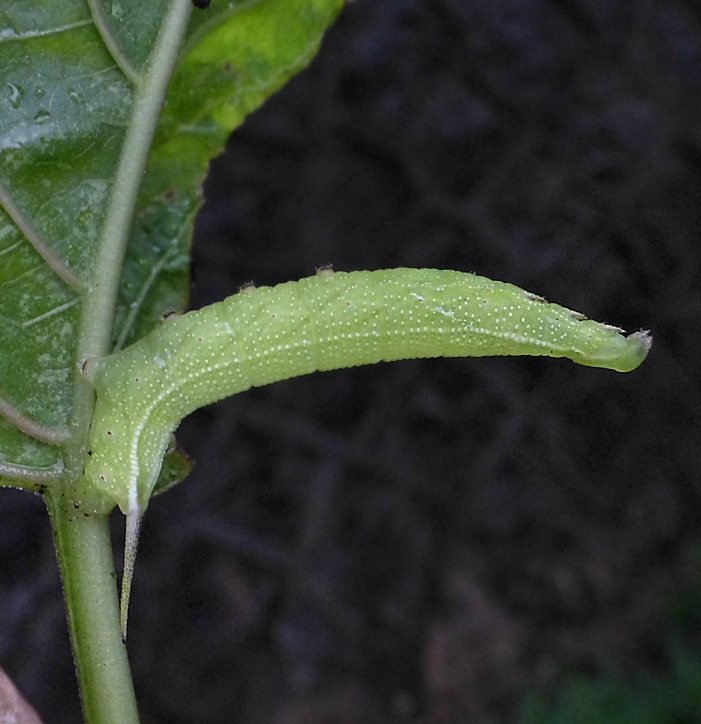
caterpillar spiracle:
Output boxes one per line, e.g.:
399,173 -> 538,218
78,267 -> 650,636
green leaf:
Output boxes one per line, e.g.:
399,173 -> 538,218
0,0 -> 124,468
152,440 -> 194,498
0,0 -> 343,484
115,0 -> 344,350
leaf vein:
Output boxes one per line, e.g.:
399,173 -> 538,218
0,19 -> 93,45
0,240 -> 22,257
0,460 -> 63,488
0,185 -> 87,293
21,298 -> 80,329
113,244 -> 180,352
0,397 -> 71,445
86,0 -> 141,86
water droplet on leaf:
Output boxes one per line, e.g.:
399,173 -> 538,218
7,83 -> 22,108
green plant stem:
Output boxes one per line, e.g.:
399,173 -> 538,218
67,0 -> 194,479
47,490 -> 139,724
51,2 -> 192,718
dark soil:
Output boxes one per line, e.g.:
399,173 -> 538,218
3,0 -> 701,722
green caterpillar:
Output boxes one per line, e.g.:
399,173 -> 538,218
77,267 -> 650,636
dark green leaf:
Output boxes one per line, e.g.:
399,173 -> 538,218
0,0 -> 343,485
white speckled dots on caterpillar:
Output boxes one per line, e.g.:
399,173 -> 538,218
79,267 -> 651,517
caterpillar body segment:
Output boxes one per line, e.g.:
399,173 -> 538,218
77,267 -> 650,640
81,268 -> 651,518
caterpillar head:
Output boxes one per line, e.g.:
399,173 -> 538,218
570,328 -> 652,373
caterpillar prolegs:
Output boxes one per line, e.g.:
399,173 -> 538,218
78,267 -> 651,636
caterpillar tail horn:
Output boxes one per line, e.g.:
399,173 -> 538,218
119,509 -> 142,642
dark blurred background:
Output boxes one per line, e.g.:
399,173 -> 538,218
3,0 -> 701,722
